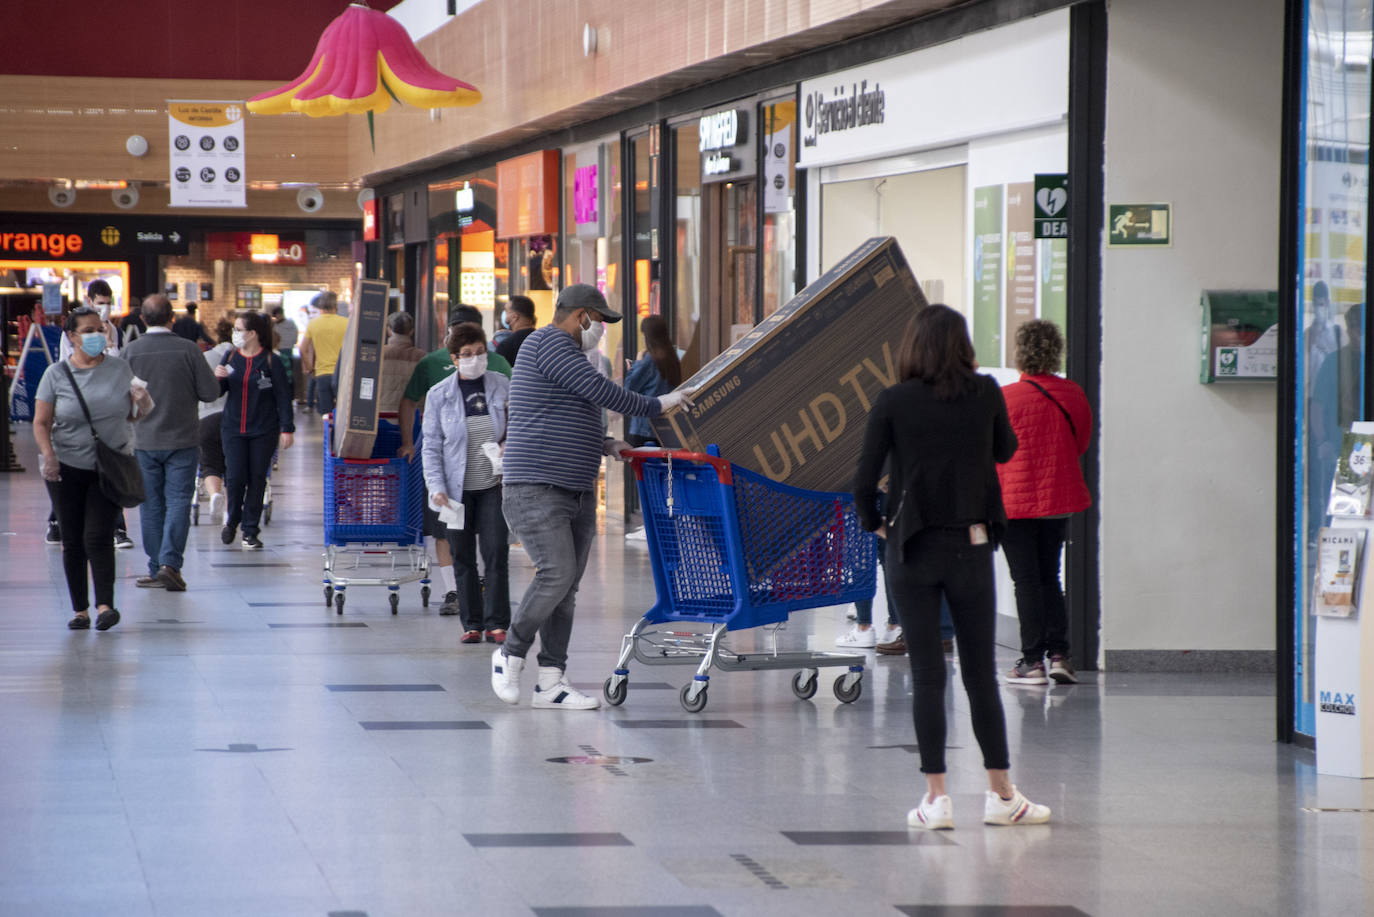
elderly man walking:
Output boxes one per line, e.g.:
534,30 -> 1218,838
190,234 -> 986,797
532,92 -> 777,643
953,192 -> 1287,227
122,294 -> 220,590
490,284 -> 691,709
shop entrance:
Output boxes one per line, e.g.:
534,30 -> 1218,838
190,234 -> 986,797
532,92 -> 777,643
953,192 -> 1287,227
703,179 -> 758,357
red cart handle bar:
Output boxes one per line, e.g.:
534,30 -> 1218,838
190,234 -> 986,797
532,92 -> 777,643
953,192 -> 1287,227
625,448 -> 733,485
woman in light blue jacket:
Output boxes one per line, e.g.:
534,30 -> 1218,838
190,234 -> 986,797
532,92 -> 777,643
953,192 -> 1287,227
422,323 -> 511,644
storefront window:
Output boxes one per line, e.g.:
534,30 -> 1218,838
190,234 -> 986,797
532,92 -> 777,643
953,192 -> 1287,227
1294,1 -> 1370,737
673,122 -> 703,377
761,99 -> 798,317
564,140 -> 624,380
429,171 -> 501,341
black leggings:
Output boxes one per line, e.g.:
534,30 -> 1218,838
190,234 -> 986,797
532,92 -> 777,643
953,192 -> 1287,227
46,464 -> 121,612
223,430 -> 276,537
887,527 -> 1010,774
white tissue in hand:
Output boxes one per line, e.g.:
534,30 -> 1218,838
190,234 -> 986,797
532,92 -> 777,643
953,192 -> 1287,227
428,495 -> 464,529
481,442 -> 503,475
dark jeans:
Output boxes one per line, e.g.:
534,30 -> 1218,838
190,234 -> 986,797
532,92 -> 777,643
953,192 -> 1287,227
46,464 -> 121,612
501,483 -> 598,670
1001,517 -> 1071,661
136,446 -> 199,575
223,430 -> 276,537
315,374 -> 337,416
854,536 -> 955,637
444,485 -> 511,632
887,528 -> 1010,774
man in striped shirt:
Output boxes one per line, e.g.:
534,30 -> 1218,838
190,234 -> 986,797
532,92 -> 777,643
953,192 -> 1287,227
492,285 -> 691,709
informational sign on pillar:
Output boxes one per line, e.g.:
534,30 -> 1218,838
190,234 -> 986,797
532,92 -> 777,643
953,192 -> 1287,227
1033,173 -> 1069,239
168,101 -> 246,208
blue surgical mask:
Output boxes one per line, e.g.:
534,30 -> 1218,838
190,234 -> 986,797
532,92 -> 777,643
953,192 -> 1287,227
80,333 -> 106,357
500,312 -> 511,330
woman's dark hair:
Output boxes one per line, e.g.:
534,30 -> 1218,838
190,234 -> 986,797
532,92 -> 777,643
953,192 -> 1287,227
447,322 -> 487,354
1013,319 -> 1064,376
897,304 -> 978,401
215,318 -> 234,345
640,315 -> 682,388
64,305 -> 101,334
236,310 -> 273,351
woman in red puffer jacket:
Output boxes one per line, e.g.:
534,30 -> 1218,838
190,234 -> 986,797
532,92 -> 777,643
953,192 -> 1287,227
996,320 -> 1091,687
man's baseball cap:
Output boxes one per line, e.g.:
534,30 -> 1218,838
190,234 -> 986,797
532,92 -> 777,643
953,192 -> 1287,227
558,283 -> 622,323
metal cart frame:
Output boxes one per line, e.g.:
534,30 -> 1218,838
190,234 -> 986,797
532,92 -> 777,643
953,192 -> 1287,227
604,449 -> 877,713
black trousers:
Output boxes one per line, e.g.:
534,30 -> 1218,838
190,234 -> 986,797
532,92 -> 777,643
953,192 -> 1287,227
443,485 -> 510,632
223,430 -> 276,537
46,464 -> 120,611
887,527 -> 1010,774
1000,517 -> 1071,661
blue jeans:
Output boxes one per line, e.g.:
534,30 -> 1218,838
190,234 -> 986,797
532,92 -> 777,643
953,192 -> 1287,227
136,447 -> 199,575
444,485 -> 511,632
854,536 -> 954,638
501,483 -> 598,670
315,374 -> 337,416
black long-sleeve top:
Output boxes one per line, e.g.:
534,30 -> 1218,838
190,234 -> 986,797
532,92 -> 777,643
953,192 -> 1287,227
853,374 -> 1017,558
219,349 -> 295,438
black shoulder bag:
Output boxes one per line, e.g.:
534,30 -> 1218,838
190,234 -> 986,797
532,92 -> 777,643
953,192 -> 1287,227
1024,378 -> 1077,440
60,362 -> 146,508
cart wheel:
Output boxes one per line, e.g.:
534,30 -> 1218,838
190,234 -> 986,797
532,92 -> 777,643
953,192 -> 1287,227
335,592 -> 345,615
680,682 -> 708,713
833,673 -> 863,704
389,592 -> 399,615
791,670 -> 819,700
421,585 -> 431,608
604,676 -> 628,706
324,586 -> 333,608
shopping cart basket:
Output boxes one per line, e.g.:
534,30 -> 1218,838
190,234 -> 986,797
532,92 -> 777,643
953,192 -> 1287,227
604,448 -> 878,713
321,417 -> 430,614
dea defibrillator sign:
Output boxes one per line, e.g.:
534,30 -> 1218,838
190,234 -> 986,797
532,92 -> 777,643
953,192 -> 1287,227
1033,173 -> 1069,239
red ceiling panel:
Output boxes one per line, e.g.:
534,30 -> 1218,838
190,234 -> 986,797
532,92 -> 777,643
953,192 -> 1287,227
6,1 -> 403,82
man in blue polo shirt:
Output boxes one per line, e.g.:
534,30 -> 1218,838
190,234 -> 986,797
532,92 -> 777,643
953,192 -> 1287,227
491,285 -> 691,709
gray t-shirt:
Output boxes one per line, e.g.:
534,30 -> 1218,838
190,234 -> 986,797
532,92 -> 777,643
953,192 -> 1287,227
35,356 -> 135,471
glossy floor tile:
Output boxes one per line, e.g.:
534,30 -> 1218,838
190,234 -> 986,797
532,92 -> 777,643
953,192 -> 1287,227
0,416 -> 1370,916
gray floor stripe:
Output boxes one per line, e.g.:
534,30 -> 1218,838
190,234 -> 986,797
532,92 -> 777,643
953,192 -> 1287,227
782,830 -> 954,846
359,721 -> 490,730
267,622 -> 368,628
613,720 -> 744,729
327,684 -> 445,692
465,832 -> 632,847
533,909 -> 722,917
895,908 -> 1092,916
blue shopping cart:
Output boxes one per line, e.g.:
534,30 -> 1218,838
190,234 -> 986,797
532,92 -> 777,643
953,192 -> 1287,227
321,417 -> 430,614
605,448 -> 878,713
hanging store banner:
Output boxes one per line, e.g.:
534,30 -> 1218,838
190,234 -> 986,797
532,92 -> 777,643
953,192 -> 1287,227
168,101 -> 246,208
1004,182 -> 1037,360
971,185 -> 1004,368
763,101 -> 796,214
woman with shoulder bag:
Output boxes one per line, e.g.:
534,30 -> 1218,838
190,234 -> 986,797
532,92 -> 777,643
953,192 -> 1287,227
996,320 -> 1092,686
33,305 -> 154,631
854,304 -> 1050,830
623,315 -> 681,447
215,311 -> 294,550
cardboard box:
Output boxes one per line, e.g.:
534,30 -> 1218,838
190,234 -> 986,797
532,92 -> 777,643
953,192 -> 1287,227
333,279 -> 390,458
650,236 -> 926,492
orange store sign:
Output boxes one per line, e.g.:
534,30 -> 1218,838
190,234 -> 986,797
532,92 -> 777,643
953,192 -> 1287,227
496,150 -> 560,238
0,231 -> 83,258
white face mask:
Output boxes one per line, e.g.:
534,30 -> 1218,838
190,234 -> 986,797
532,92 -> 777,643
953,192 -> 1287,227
580,317 -> 604,352
232,331 -> 248,350
457,355 -> 485,379
93,301 -> 111,322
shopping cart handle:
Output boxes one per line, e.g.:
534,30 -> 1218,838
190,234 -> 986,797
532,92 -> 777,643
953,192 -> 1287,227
625,447 -> 733,484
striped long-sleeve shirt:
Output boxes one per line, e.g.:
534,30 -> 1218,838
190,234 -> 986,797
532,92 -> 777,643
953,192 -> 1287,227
504,325 -> 661,491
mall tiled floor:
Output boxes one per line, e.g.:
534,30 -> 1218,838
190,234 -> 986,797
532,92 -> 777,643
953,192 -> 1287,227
1,413 -> 1371,916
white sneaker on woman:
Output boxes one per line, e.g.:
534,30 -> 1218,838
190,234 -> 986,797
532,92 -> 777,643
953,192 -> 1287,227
983,787 -> 1051,825
835,624 -> 876,648
908,793 -> 954,829
878,623 -> 903,644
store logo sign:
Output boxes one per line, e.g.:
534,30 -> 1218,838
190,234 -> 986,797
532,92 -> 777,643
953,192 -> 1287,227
574,164 -> 599,225
699,110 -> 745,152
802,79 -> 885,148
704,153 -> 736,176
1320,691 -> 1357,716
0,230 -> 84,257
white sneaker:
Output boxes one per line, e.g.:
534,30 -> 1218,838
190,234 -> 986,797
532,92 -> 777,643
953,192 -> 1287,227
908,793 -> 954,829
490,649 -> 523,704
835,624 -> 876,648
625,527 -> 648,541
983,787 -> 1051,826
878,623 -> 903,644
209,492 -> 226,523
531,670 -> 601,710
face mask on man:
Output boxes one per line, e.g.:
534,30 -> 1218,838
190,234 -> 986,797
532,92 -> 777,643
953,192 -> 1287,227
580,314 -> 604,352
232,331 -> 248,350
80,332 -> 106,357
92,301 -> 111,322
500,312 -> 511,330
457,355 -> 485,379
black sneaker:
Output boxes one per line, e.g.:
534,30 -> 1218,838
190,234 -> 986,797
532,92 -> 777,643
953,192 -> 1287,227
45,521 -> 61,545
114,529 -> 135,550
220,524 -> 237,545
439,591 -> 460,615
241,534 -> 264,550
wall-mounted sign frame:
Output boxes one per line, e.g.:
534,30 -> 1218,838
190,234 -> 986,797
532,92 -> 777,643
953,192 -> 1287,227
1108,202 -> 1171,247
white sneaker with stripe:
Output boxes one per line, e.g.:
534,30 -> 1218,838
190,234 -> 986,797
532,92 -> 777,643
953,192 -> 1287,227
983,786 -> 1051,826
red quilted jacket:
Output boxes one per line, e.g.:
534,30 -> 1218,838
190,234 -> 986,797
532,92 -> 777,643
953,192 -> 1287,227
996,374 -> 1092,519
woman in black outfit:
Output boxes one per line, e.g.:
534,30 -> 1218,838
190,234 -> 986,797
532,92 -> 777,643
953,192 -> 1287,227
854,305 -> 1049,830
215,310 -> 294,549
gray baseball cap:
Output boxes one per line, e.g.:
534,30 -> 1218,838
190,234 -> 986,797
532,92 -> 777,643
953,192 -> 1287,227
557,283 -> 622,323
